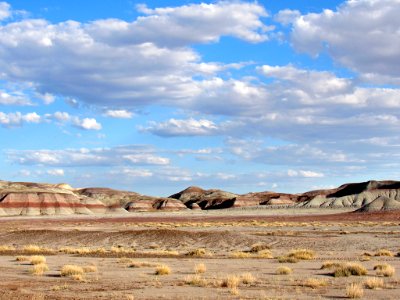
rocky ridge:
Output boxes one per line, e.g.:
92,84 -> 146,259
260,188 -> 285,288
0,179 -> 399,216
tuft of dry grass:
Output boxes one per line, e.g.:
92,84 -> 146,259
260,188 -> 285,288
30,255 -> 46,265
83,265 -> 98,273
128,261 -> 156,268
15,255 -> 29,262
30,263 -> 49,276
186,248 -> 209,257
241,272 -> 256,284
60,265 -> 84,277
333,262 -> 368,277
155,264 -> 171,275
194,263 -> 206,274
221,275 -> 240,289
302,278 -> 328,289
321,261 -> 342,270
250,243 -> 270,253
374,263 -> 395,277
374,249 -> 394,257
0,245 -> 16,252
184,275 -> 207,287
230,251 -> 252,259
257,249 -> 273,258
346,283 -> 364,298
287,249 -> 315,260
23,245 -> 53,254
276,266 -> 292,275
364,277 -> 384,289
277,256 -> 298,263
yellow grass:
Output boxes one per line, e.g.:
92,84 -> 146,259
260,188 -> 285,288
30,255 -> 46,265
346,283 -> 364,298
257,249 -> 273,258
184,275 -> 207,287
364,277 -> 384,289
277,256 -> 298,263
221,275 -> 240,289
155,264 -> 171,275
60,265 -> 84,277
374,263 -> 395,277
83,265 -> 98,273
320,261 -> 342,270
333,262 -> 368,277
374,249 -> 394,257
15,255 -> 29,262
250,243 -> 270,253
0,245 -> 16,252
302,278 -> 328,289
186,248 -> 209,257
287,249 -> 315,260
276,266 -> 292,275
194,263 -> 206,274
23,245 -> 53,254
30,263 -> 49,276
241,272 -> 256,284
128,261 -> 156,268
230,251 -> 252,259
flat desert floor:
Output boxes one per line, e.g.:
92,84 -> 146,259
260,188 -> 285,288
0,209 -> 399,299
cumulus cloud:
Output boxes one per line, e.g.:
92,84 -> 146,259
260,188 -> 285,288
142,118 -> 219,137
274,9 -> 300,25
0,111 -> 40,127
6,145 -> 170,167
0,90 -> 32,105
104,109 -> 133,119
287,169 -> 324,178
290,0 -> 400,82
73,117 -> 102,130
47,169 -> 65,176
0,2 -> 10,21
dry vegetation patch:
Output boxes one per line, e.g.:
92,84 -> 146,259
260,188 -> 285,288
374,263 -> 395,277
346,283 -> 364,298
374,249 -> 394,257
301,278 -> 328,289
364,277 -> 384,289
30,255 -> 46,265
30,263 -> 49,276
194,263 -> 206,274
241,272 -> 256,284
333,262 -> 368,277
186,248 -> 210,257
155,264 -> 171,275
60,265 -> 85,278
276,266 -> 292,275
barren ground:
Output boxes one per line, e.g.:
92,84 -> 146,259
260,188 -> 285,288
0,209 -> 399,299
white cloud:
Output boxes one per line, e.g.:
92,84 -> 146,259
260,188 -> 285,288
142,118 -> 218,137
47,169 -> 64,176
73,117 -> 102,130
0,111 -> 41,127
287,169 -> 324,178
290,0 -> 400,81
37,92 -> 55,104
52,111 -> 71,122
0,2 -> 10,21
0,90 -> 32,105
104,109 -> 133,119
274,9 -> 300,25
6,145 -> 171,167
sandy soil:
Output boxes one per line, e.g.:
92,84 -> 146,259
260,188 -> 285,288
0,209 -> 399,299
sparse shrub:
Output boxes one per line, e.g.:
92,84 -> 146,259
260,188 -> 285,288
221,275 -> 240,289
184,275 -> 207,287
15,256 -> 29,262
250,243 -> 270,253
374,263 -> 395,277
155,264 -> 171,275
374,249 -> 394,257
23,245 -> 44,254
346,283 -> 364,298
320,261 -> 342,270
241,272 -> 255,284
276,266 -> 292,275
0,245 -> 15,252
194,263 -> 206,274
83,265 -> 97,273
257,249 -> 273,258
333,263 -> 367,277
60,265 -> 84,277
186,248 -> 209,257
302,278 -> 328,289
287,249 -> 315,260
230,251 -> 252,259
229,287 -> 240,295
30,263 -> 49,276
277,256 -> 298,263
364,277 -> 384,289
30,255 -> 46,265
129,261 -> 156,268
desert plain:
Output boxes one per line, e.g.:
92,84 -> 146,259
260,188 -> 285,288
0,208 -> 399,300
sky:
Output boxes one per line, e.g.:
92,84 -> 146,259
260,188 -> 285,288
0,0 -> 399,196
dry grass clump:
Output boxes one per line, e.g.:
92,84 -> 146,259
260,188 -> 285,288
155,264 -> 171,275
82,265 -> 98,273
241,272 -> 256,284
221,275 -> 240,289
184,275 -> 208,287
59,247 -> 91,255
276,266 -> 292,275
257,249 -> 273,258
320,261 -> 342,270
346,283 -> 364,298
250,243 -> 270,253
374,263 -> 395,277
30,263 -> 49,276
15,255 -> 29,262
0,245 -> 16,252
194,263 -> 206,274
364,277 -> 384,289
277,256 -> 298,263
30,255 -> 46,265
23,245 -> 53,254
374,249 -> 394,257
60,265 -> 84,278
230,251 -> 252,259
333,262 -> 368,277
287,249 -> 315,260
186,248 -> 209,257
302,277 -> 328,289
146,249 -> 179,256
129,261 -> 156,268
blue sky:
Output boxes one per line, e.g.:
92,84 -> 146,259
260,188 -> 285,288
0,0 -> 399,196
